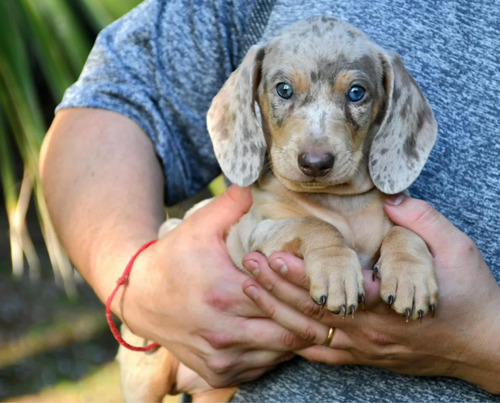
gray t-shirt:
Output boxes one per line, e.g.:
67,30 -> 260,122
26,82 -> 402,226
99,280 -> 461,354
58,0 -> 500,400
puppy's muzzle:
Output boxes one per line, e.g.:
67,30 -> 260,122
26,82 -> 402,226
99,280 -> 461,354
298,151 -> 335,177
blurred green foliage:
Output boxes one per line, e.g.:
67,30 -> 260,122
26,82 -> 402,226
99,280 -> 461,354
0,0 -> 142,294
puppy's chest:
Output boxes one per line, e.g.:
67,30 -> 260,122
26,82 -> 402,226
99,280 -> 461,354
253,188 -> 391,270
340,199 -> 392,269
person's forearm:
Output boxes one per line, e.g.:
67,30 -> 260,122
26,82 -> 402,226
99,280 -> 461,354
39,108 -> 165,314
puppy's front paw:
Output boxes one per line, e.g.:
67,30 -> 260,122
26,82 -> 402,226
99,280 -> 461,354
374,227 -> 438,321
306,247 -> 365,316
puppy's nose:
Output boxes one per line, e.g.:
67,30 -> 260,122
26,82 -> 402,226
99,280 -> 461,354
298,151 -> 334,177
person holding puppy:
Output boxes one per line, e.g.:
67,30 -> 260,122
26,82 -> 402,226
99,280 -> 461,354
40,0 -> 500,400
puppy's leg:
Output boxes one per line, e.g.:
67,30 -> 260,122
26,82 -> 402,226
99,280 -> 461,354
117,325 -> 179,402
250,217 -> 365,314
374,226 -> 438,320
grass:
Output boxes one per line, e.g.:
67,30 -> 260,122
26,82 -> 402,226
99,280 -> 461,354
7,361 -> 181,403
0,311 -> 107,368
6,361 -> 124,403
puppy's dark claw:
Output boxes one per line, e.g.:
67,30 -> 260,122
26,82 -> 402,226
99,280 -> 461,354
404,308 -> 412,322
430,304 -> 436,318
312,295 -> 328,306
341,305 -> 347,318
387,295 -> 394,307
349,304 -> 356,318
418,310 -> 424,323
358,294 -> 365,310
372,265 -> 380,281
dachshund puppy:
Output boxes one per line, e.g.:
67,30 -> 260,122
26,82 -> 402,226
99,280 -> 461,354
118,16 -> 438,402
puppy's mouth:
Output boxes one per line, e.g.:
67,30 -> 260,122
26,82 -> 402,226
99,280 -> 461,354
276,168 -> 366,195
277,175 -> 336,193
298,181 -> 329,190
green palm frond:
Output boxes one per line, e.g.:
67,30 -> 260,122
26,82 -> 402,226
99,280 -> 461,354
0,0 -> 142,296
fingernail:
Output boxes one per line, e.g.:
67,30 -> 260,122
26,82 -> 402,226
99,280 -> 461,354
269,258 -> 288,275
244,284 -> 259,300
243,259 -> 260,276
385,193 -> 406,206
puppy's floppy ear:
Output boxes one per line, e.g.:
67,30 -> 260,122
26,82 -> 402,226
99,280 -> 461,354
369,52 -> 438,194
207,46 -> 266,187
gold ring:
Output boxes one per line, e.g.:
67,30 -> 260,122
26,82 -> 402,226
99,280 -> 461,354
324,327 -> 335,346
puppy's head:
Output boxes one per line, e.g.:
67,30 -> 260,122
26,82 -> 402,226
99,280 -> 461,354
207,17 -> 437,195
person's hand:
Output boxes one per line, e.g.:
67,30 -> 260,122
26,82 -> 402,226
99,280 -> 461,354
41,110 -> 306,394
242,195 -> 500,394
120,185 -> 307,391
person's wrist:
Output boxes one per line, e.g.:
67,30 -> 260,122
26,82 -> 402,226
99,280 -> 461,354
86,229 -> 159,315
110,238 -> 159,316
106,240 -> 160,351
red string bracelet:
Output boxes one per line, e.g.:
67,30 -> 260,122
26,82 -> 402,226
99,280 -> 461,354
106,239 -> 160,352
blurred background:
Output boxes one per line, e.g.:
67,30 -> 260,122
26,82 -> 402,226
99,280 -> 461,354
0,0 -> 146,401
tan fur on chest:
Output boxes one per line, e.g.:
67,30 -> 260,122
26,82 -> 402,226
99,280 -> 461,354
253,176 -> 391,270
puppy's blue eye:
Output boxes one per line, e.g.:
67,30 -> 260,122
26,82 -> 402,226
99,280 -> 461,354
348,85 -> 366,102
276,82 -> 294,99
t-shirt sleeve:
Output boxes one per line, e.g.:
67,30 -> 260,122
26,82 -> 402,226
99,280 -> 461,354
57,0 -> 257,205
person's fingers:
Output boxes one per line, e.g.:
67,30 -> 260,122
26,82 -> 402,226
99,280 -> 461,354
297,344 -> 356,366
236,316 -> 313,351
235,349 -> 295,370
243,252 -> 327,320
243,278 -> 331,346
268,252 -> 310,289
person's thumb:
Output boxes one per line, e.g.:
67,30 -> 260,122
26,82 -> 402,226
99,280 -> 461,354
384,194 -> 459,256
203,185 -> 253,233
